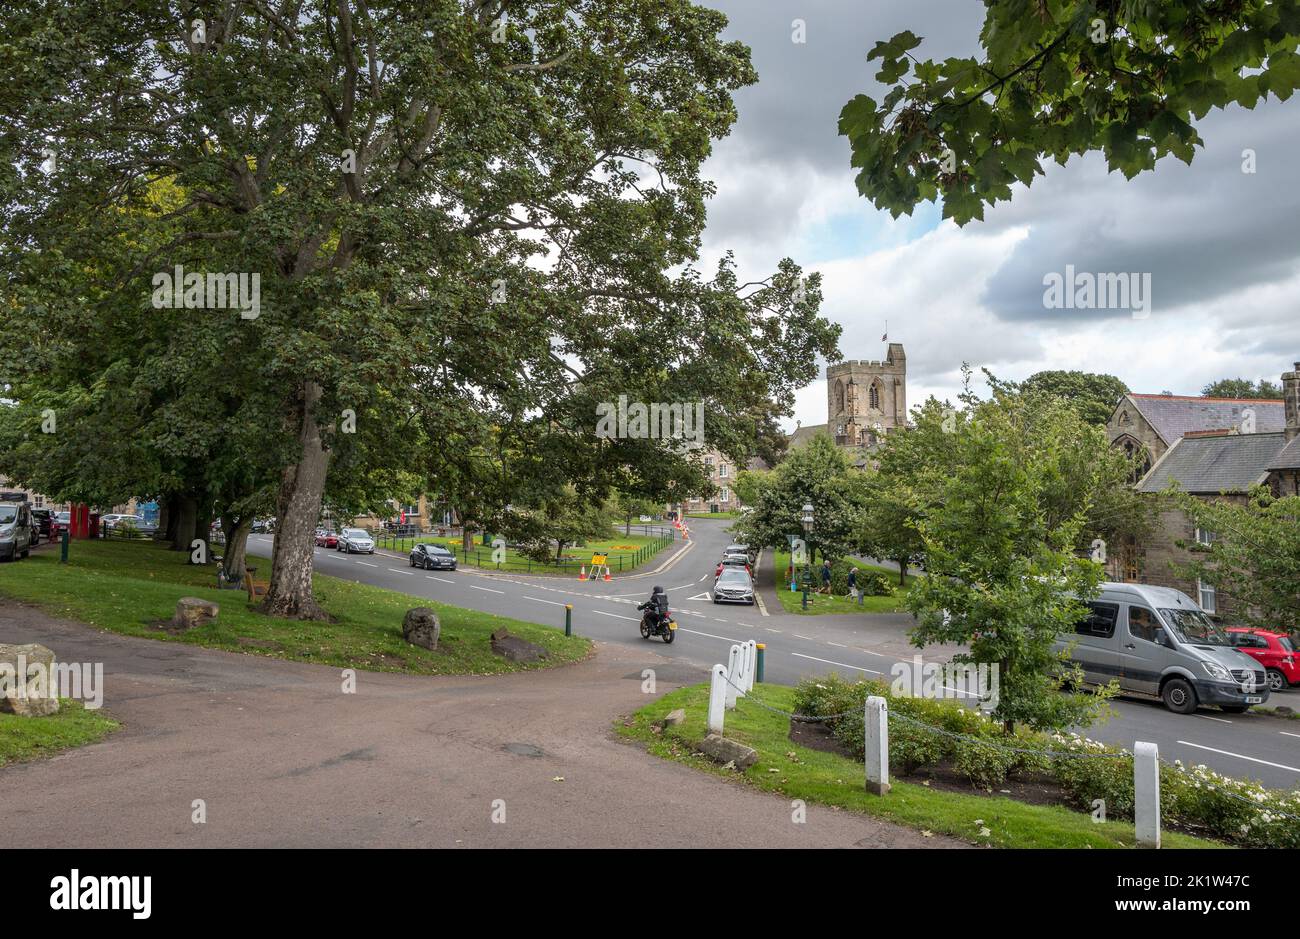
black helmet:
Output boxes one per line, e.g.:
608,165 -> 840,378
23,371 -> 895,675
652,585 -> 665,595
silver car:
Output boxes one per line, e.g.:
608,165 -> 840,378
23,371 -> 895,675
337,528 -> 375,554
713,568 -> 755,604
1056,582 -> 1269,714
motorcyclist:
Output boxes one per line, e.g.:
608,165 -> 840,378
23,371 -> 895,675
637,585 -> 669,629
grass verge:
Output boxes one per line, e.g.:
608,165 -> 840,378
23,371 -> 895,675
0,540 -> 592,676
0,700 -> 120,767
371,531 -> 671,575
772,551 -> 916,614
617,682 -> 1219,849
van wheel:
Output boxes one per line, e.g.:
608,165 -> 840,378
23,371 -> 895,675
1161,677 -> 1198,714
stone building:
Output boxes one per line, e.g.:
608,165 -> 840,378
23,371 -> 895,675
789,343 -> 908,462
1105,361 -> 1300,619
678,449 -> 765,516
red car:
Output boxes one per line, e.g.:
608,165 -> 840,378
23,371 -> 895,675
314,530 -> 338,548
1226,627 -> 1298,692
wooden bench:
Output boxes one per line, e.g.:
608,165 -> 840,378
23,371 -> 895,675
245,567 -> 269,603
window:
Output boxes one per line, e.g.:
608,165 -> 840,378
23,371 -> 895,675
1198,578 -> 1217,614
1194,527 -> 1217,546
868,381 -> 880,410
1128,607 -> 1160,643
704,456 -> 713,469
33,495 -> 43,508
1075,601 -> 1119,638
718,464 -> 728,478
719,487 -> 729,503
1120,539 -> 1140,581
833,380 -> 845,415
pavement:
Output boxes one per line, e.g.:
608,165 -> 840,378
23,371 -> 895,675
254,518 -> 1300,790
0,600 -> 957,848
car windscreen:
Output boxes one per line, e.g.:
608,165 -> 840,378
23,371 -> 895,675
1159,608 -> 1230,646
718,570 -> 750,583
1280,636 -> 1295,653
428,546 -> 451,555
0,506 -> 16,523
344,529 -> 368,538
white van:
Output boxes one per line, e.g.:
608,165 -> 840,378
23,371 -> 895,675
1056,582 -> 1269,714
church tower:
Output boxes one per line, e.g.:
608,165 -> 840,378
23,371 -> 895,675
826,344 -> 907,447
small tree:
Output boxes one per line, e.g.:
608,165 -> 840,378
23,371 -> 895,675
1173,489 -> 1300,636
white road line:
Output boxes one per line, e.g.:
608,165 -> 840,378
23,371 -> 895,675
426,575 -> 454,583
738,622 -> 757,629
524,595 -> 566,606
388,568 -> 415,576
765,628 -> 781,634
679,628 -> 744,644
794,634 -> 815,641
1175,740 -> 1300,773
592,610 -> 639,622
827,641 -> 847,648
356,561 -> 378,568
792,652 -> 883,675
471,585 -> 504,594
1280,731 -> 1300,739
1195,714 -> 1233,724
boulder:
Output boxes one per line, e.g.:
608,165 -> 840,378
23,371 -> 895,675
172,597 -> 219,631
489,628 -> 547,664
0,643 -> 60,717
697,733 -> 758,771
663,708 -> 686,726
402,607 -> 441,650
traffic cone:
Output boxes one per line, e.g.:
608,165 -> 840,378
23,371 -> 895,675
603,569 -> 611,582
579,565 -> 587,581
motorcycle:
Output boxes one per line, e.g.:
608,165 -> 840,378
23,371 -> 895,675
639,607 -> 678,644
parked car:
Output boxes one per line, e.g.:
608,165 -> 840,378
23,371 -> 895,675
314,529 -> 338,548
1055,583 -> 1269,714
31,508 -> 55,541
101,513 -> 145,532
337,528 -> 375,554
715,555 -> 751,578
713,568 -> 755,604
1226,627 -> 1298,692
725,543 -> 756,563
409,543 -> 457,571
0,500 -> 34,561
251,518 -> 276,533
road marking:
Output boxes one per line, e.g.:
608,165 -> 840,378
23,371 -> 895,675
679,628 -> 744,643
827,641 -> 847,648
524,595 -> 566,607
765,628 -> 781,633
426,575 -> 454,583
687,592 -> 712,601
1280,731 -> 1300,739
592,610 -> 639,622
356,561 -> 378,568
794,634 -> 815,641
387,568 -> 415,576
471,585 -> 504,594
1175,740 -> 1300,773
792,652 -> 883,675
1195,714 -> 1233,724
738,622 -> 757,629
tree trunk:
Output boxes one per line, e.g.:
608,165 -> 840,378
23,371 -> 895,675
171,495 -> 197,552
163,496 -> 180,544
155,499 -> 171,542
624,515 -> 631,536
897,558 -> 908,586
462,525 -> 474,553
193,501 -> 212,564
262,382 -> 331,619
220,515 -> 251,586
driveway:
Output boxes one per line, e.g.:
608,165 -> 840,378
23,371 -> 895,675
0,600 -> 959,848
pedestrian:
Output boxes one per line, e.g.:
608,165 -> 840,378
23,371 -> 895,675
820,559 -> 832,594
847,566 -> 861,604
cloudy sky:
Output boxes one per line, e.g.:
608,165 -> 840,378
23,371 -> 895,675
695,0 -> 1300,430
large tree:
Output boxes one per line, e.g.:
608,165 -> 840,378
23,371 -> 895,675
2,2 -> 838,618
1020,370 -> 1129,426
1201,377 -> 1284,399
840,0 -> 1300,223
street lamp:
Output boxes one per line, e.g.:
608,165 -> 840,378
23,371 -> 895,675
801,502 -> 814,610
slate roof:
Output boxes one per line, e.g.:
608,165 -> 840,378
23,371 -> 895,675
1137,432 -> 1288,494
1269,435 -> 1300,471
1126,394 -> 1286,444
788,423 -> 829,448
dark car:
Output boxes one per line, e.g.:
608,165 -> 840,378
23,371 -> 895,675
0,499 -> 34,561
409,543 -> 457,571
31,508 -> 55,541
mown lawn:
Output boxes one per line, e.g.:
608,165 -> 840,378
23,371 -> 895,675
0,540 -> 592,675
369,531 -> 671,575
618,683 -> 1219,849
772,551 -> 917,615
0,700 -> 120,767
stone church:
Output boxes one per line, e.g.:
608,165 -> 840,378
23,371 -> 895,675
790,343 -> 908,453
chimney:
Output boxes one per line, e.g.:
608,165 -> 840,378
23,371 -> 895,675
1284,362 -> 1300,442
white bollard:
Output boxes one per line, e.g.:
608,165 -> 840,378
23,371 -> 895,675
864,695 -> 890,796
725,644 -> 742,709
1134,741 -> 1161,848
744,640 -> 758,691
708,664 -> 727,734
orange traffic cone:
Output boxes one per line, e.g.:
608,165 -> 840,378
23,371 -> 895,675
578,565 -> 587,581
603,569 -> 611,582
